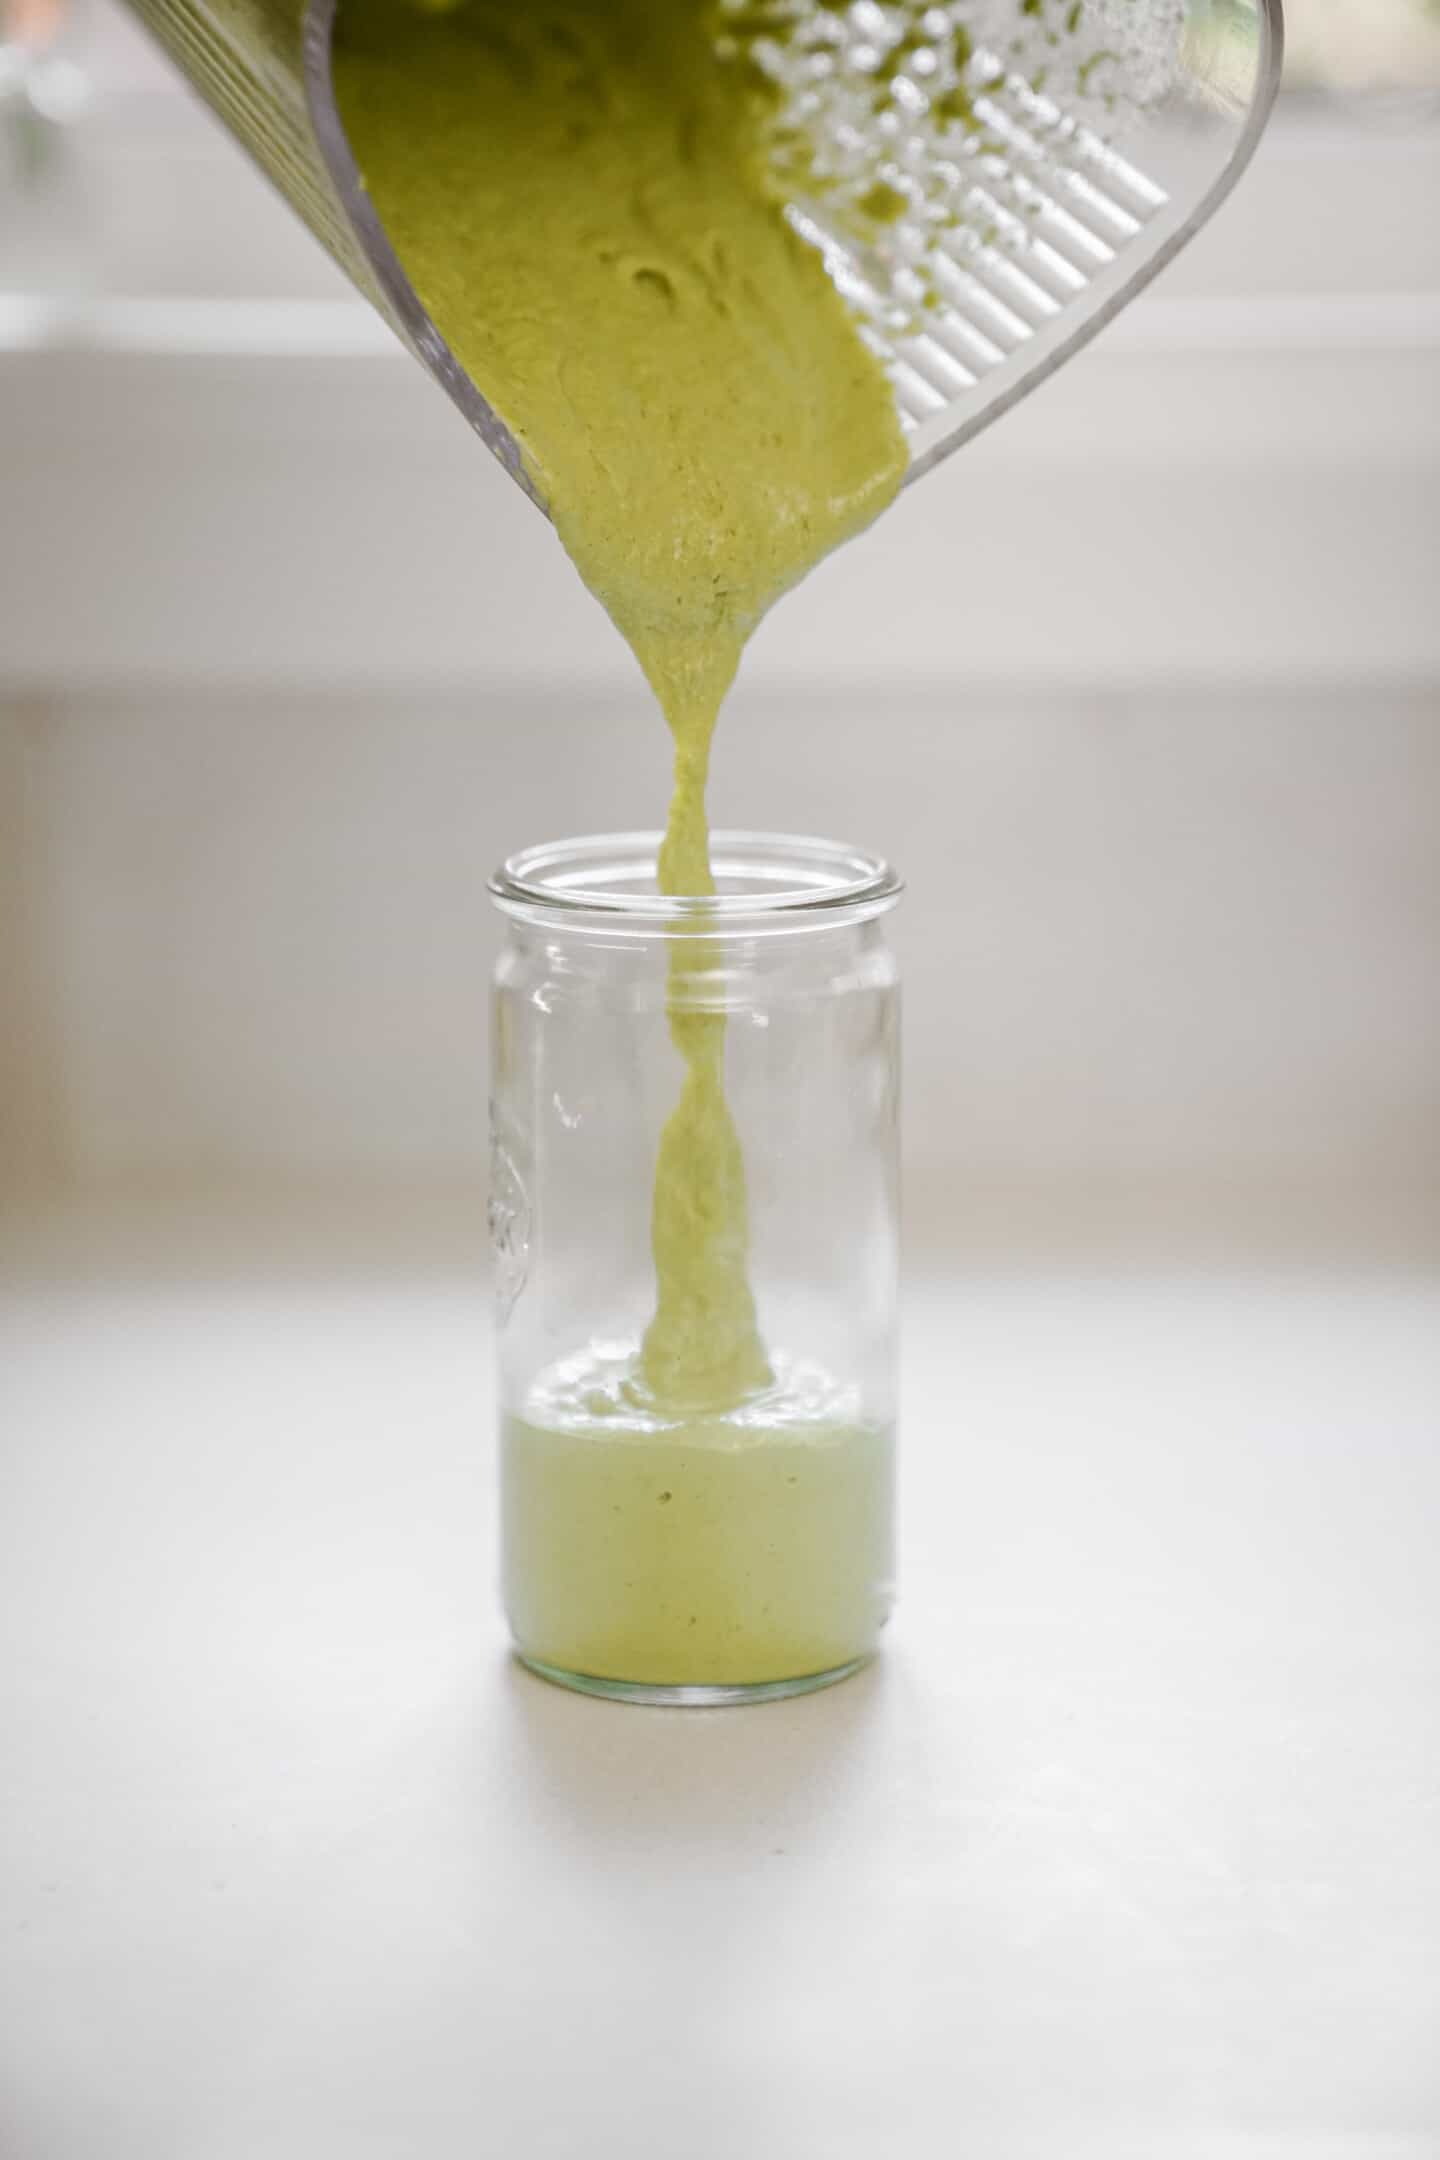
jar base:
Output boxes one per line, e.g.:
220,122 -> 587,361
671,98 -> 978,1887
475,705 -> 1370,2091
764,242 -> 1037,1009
515,1650 -> 872,1707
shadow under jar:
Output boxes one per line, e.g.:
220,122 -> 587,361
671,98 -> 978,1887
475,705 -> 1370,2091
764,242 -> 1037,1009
489,832 -> 902,1706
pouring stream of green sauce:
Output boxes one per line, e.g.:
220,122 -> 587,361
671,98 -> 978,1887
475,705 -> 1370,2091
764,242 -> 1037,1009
335,0 -> 906,1409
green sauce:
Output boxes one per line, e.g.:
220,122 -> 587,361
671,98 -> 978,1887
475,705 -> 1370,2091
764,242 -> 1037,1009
503,1354 -> 894,1689
334,0 -> 905,1416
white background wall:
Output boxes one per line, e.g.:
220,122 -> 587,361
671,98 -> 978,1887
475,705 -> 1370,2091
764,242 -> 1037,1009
1,53 -> 1437,1254
4,681 -> 1435,1251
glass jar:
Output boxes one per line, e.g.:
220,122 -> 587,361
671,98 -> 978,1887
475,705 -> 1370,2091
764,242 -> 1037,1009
488,831 -> 902,1706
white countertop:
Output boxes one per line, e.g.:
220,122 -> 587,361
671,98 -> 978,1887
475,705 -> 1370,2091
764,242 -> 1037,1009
2,1199 -> 1437,2158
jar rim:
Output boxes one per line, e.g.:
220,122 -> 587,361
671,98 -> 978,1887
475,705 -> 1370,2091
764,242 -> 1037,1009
489,830 -> 903,928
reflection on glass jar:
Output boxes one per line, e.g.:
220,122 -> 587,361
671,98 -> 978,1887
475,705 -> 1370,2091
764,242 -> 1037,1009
489,831 -> 902,1706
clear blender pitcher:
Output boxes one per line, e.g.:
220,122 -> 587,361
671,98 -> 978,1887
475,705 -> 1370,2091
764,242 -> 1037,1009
110,0 -> 1282,510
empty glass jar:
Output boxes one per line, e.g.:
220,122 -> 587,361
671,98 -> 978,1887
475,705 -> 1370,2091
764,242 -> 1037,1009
489,831 -> 902,1705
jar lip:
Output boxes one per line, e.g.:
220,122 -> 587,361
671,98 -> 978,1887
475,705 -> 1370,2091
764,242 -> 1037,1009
489,830 -> 904,926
